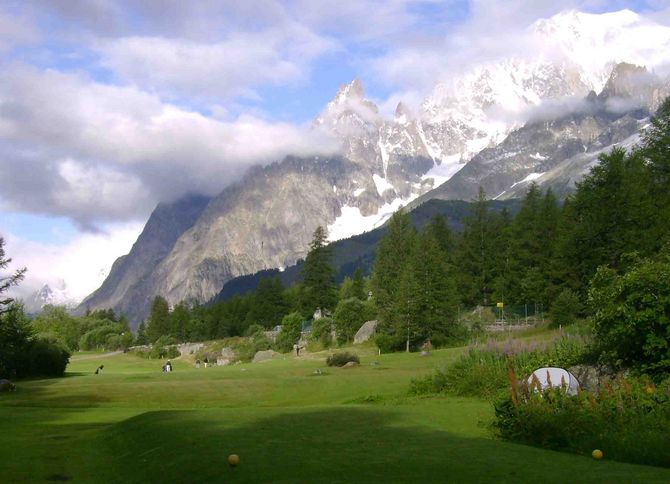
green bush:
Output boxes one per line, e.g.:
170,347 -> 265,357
326,352 -> 360,367
147,335 -> 179,359
243,324 -> 265,337
550,288 -> 581,327
333,298 -> 375,345
24,336 -> 70,377
374,332 -> 406,353
588,260 -> 670,377
493,375 -> 670,468
276,312 -> 303,353
310,317 -> 333,347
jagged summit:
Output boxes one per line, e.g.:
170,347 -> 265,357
394,102 -> 412,124
334,78 -> 365,103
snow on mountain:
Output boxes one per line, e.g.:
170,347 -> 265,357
419,9 -> 670,164
29,280 -> 79,312
319,9 -> 670,242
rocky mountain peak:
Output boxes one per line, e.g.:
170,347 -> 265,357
314,78 -> 380,131
334,78 -> 365,103
394,102 -> 412,124
600,62 -> 648,98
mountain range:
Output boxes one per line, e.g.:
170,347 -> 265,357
77,9 -> 670,326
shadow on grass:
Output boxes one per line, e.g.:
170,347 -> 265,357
0,377 -> 110,409
93,408 -> 670,484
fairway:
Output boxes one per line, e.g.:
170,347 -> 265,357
2,348 -> 669,483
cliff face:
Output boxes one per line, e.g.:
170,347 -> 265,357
76,194 -> 210,319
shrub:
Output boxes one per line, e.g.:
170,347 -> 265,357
24,336 -> 70,377
494,374 -> 670,468
550,288 -> 582,327
375,332 -> 406,353
326,352 -> 360,367
244,324 -> 265,337
588,260 -> 670,377
148,335 -> 179,359
333,298 -> 376,345
310,317 -> 333,347
275,312 -> 303,353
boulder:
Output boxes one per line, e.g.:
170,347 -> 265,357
177,342 -> 204,356
221,347 -> 236,358
342,361 -> 359,368
0,379 -> 16,392
253,350 -> 278,363
217,358 -> 232,366
568,365 -> 601,391
354,320 -> 378,344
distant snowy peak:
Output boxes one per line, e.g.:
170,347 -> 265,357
531,9 -> 670,93
29,281 -> 79,312
419,9 -> 670,163
315,78 -> 380,133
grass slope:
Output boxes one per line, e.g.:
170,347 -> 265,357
1,346 -> 668,483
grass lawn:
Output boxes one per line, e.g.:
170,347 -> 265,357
2,346 -> 669,483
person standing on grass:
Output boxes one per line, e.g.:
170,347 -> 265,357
204,357 -> 209,368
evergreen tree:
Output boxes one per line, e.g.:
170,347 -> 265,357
505,183 -> 548,304
0,237 -> 26,314
409,228 -> 460,342
247,277 -> 288,328
135,321 -> 148,345
301,226 -> 337,314
146,296 -> 170,343
170,302 -> 191,342
455,187 -> 499,306
370,209 -> 417,326
423,214 -> 455,261
563,148 -> 656,289
339,268 -> 366,301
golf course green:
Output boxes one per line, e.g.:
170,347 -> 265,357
2,346 -> 669,483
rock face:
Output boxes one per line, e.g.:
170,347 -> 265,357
77,194 -> 210,320
253,350 -> 278,363
354,320 -> 378,344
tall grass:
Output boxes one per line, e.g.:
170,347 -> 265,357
410,334 -> 587,398
494,374 -> 670,468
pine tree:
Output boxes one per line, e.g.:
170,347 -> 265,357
301,226 -> 336,314
146,296 -> 170,343
370,209 -> 416,326
135,321 -> 148,345
170,302 -> 191,342
410,227 -> 460,341
248,277 -> 288,328
423,214 -> 455,260
0,237 -> 26,314
455,187 -> 498,306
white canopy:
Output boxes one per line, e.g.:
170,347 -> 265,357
526,367 -> 580,396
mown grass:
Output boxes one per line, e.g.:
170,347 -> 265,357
2,345 -> 669,483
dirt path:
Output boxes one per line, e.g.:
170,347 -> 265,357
71,350 -> 124,361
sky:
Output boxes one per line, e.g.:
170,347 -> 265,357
1,0 -> 669,303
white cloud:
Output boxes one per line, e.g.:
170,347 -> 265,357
0,65 -> 339,228
98,24 -> 337,102
3,222 -> 144,303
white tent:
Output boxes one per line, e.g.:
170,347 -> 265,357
526,367 -> 580,396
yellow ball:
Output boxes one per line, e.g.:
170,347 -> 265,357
228,454 -> 240,467
592,449 -> 603,460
